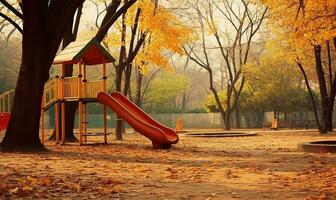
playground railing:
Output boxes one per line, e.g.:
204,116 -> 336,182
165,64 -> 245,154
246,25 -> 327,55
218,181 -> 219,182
42,78 -> 59,109
85,80 -> 103,98
63,77 -> 80,99
0,90 -> 14,113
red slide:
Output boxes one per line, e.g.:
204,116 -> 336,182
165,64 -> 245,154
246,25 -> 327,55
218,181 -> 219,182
0,113 -> 10,132
97,92 -> 179,149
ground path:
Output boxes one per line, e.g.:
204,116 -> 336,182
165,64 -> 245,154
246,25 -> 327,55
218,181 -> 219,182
0,130 -> 336,199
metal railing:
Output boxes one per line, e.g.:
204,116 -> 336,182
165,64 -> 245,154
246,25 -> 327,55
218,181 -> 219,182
0,90 -> 14,112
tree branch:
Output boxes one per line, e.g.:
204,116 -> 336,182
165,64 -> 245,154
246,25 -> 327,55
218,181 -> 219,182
0,12 -> 22,33
0,0 -> 23,19
95,0 -> 137,42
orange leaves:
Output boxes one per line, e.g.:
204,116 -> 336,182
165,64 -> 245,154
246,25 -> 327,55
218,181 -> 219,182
105,0 -> 192,75
0,170 -> 125,198
133,0 -> 192,74
263,0 -> 336,45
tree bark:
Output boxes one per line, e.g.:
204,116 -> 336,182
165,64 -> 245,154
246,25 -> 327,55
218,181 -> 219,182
234,104 -> 241,128
296,59 -> 323,133
1,0 -> 84,151
0,3 -> 50,150
115,66 -> 125,140
135,67 -> 143,106
314,46 -> 329,133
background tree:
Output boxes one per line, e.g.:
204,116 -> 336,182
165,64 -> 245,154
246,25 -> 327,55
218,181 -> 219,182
262,0 -> 336,133
102,0 -> 192,139
142,73 -> 189,113
184,0 -> 267,130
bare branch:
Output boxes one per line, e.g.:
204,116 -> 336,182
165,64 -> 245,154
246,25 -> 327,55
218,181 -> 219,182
0,12 -> 22,33
0,0 -> 22,19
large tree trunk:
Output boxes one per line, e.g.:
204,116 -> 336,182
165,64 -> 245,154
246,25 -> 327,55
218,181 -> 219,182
1,3 -> 49,150
325,101 -> 334,131
314,45 -> 329,133
1,62 -> 46,151
1,0 -> 84,151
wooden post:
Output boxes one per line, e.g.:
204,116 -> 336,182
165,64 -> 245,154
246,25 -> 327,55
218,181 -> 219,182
78,61 -> 83,145
41,98 -> 45,144
41,111 -> 45,144
84,103 -> 87,143
84,63 -> 87,98
103,58 -> 107,143
2,96 -> 4,112
83,62 -> 87,143
7,94 -> 10,112
55,77 -> 60,144
61,64 -> 66,145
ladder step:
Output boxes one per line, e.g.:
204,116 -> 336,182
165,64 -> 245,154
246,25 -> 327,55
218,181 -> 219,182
81,121 -> 88,124
81,132 -> 109,137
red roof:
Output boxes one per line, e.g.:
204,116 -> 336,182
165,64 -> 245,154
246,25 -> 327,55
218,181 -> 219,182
53,39 -> 115,66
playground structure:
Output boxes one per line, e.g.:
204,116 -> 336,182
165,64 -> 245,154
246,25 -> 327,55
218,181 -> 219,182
0,39 -> 179,149
0,90 -> 13,131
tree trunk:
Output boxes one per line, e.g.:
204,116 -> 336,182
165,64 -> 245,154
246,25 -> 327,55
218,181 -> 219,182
1,62 -> 46,151
325,103 -> 334,131
49,101 -> 78,142
135,69 -> 143,106
234,104 -> 241,128
0,0 -> 90,151
1,6 -> 49,150
224,110 -> 231,130
224,84 -> 233,130
180,92 -> 187,111
115,66 -> 124,140
207,67 -> 226,130
123,64 -> 132,96
296,60 -> 323,133
257,110 -> 264,128
314,45 -> 328,133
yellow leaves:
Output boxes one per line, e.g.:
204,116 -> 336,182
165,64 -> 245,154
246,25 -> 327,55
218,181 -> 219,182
206,21 -> 217,35
132,0 -> 192,73
105,0 -> 193,75
263,0 -> 336,45
104,32 -> 123,47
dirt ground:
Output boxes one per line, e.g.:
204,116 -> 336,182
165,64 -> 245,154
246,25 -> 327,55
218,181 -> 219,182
0,129 -> 336,200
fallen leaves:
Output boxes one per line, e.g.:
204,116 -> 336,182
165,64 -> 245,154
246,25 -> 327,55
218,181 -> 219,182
0,131 -> 336,199
0,172 -> 126,199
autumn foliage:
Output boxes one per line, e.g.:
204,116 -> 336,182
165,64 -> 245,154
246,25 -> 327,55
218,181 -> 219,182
105,0 -> 192,74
